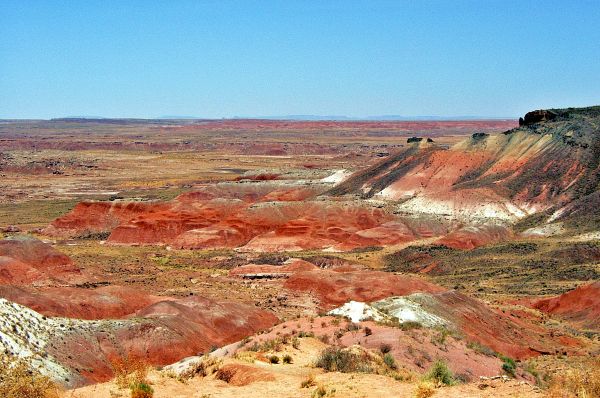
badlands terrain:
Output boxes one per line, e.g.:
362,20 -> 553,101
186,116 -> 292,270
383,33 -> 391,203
0,111 -> 599,397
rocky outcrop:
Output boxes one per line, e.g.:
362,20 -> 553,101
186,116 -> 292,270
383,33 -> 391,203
519,109 -> 557,126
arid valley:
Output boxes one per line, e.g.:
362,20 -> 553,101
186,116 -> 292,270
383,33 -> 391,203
1,109 -> 599,397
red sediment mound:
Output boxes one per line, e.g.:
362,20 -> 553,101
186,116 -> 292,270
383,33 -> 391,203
0,236 -> 81,284
419,291 -> 583,360
530,282 -> 600,330
284,269 -> 445,309
40,295 -> 278,385
437,224 -> 513,249
0,256 -> 44,284
43,201 -> 172,238
0,236 -> 73,269
0,285 -> 161,319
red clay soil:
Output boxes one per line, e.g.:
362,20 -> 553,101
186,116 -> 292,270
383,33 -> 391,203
282,269 -> 584,360
529,282 -> 600,331
0,285 -> 161,319
0,236 -> 82,284
215,363 -> 276,386
250,316 -> 506,380
45,295 -> 278,385
284,269 -> 445,309
423,290 -> 584,360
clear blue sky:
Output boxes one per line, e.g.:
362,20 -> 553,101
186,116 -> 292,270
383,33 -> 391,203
1,0 -> 599,119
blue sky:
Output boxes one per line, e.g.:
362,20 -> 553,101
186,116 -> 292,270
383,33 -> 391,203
1,0 -> 599,119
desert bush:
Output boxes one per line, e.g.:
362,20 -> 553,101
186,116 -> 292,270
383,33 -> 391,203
414,381 -> 436,398
130,381 -> 153,398
312,385 -> 327,398
111,354 -> 151,389
315,346 -> 371,373
269,355 -> 280,364
430,327 -> 450,346
0,354 -> 59,398
318,334 -> 330,344
292,337 -> 301,349
364,327 -> 373,336
424,360 -> 454,386
283,354 -> 293,364
380,343 -> 392,354
215,367 -> 236,383
499,355 -> 516,377
301,373 -> 317,388
177,356 -> 222,380
383,353 -> 397,370
466,341 -> 496,357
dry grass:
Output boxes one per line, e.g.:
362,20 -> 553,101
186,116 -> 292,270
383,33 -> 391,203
546,358 -> 600,398
414,381 -> 436,398
0,354 -> 59,398
301,373 -> 317,388
110,355 -> 151,390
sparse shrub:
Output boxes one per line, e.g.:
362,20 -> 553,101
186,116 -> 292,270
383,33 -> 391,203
499,355 -> 516,377
331,317 -> 341,326
430,327 -> 450,346
346,323 -> 360,332
424,360 -> 454,386
466,341 -> 496,357
0,354 -> 59,398
269,355 -> 280,364
130,381 -> 154,398
283,354 -> 293,364
414,381 -> 436,398
315,346 -> 370,373
292,337 -> 300,349
111,355 -> 151,390
301,373 -> 317,388
399,321 -> 423,331
383,353 -> 397,370
312,385 -> 328,398
298,331 -> 315,338
318,334 -> 330,344
380,343 -> 392,354
364,327 -> 372,336
215,367 -> 236,383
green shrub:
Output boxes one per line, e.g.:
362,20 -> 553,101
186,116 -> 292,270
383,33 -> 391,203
130,381 -> 154,398
500,355 -> 516,377
315,347 -> 370,373
383,353 -> 397,370
424,360 -> 454,386
269,355 -> 280,364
